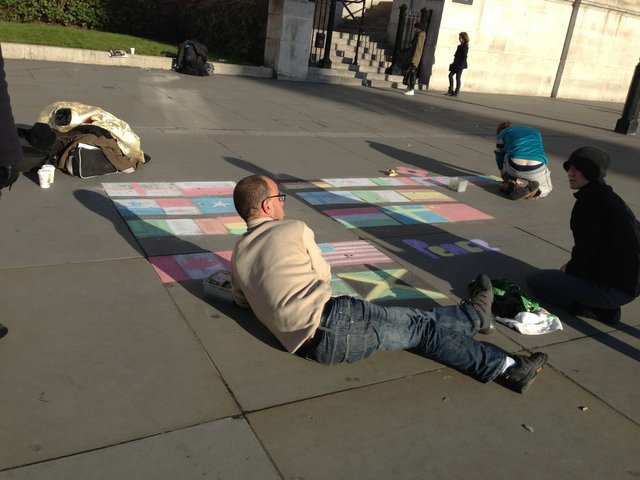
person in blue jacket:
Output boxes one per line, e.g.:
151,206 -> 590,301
494,121 -> 553,200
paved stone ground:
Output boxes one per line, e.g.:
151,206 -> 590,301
1,59 -> 639,479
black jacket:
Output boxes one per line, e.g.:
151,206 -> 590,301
451,43 -> 468,71
0,47 -> 21,167
566,182 -> 640,297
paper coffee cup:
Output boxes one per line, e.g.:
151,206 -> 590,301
130,47 -> 135,55
38,169 -> 51,188
42,165 -> 55,183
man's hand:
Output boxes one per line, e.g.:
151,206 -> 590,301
560,263 -> 567,272
0,165 -> 19,191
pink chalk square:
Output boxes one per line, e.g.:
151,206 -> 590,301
156,198 -> 199,215
129,182 -> 183,197
148,251 -> 234,283
148,255 -> 192,283
395,167 -> 429,177
175,252 -> 231,279
194,218 -> 230,235
398,189 -> 455,202
215,250 -> 233,263
427,203 -> 494,222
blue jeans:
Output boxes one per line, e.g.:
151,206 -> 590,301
305,296 -> 507,383
448,69 -> 463,92
527,269 -> 635,310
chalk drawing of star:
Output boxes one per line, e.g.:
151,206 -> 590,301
337,268 -> 447,301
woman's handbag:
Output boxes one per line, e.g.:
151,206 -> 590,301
402,64 -> 417,86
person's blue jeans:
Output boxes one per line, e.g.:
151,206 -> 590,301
448,69 -> 463,93
527,269 -> 635,310
305,296 -> 507,383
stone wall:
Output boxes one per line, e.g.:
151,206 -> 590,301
391,0 -> 640,101
264,0 -> 315,80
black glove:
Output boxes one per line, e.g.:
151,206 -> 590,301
0,164 -> 19,191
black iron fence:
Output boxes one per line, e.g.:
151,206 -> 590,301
386,6 -> 432,75
309,0 -> 369,68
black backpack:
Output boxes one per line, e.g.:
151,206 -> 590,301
174,40 -> 211,76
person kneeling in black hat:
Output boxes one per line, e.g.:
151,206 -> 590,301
527,146 -> 640,325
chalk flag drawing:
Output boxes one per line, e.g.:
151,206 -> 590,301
148,241 -> 394,283
103,181 -> 237,197
149,251 -> 233,283
323,207 -> 400,229
173,181 -> 236,196
191,197 -> 236,215
381,205 -> 449,224
426,203 -> 494,222
322,178 -> 378,188
337,269 -> 448,301
371,176 -> 420,187
103,182 -> 182,197
331,276 -> 361,298
398,189 -> 455,202
352,190 -> 412,204
297,191 -> 362,205
319,240 -> 393,266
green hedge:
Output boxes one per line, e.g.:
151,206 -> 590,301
0,0 -> 107,28
0,0 -> 269,64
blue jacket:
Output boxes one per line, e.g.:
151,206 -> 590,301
495,125 -> 548,171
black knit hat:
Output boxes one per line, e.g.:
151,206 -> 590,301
563,146 -> 611,184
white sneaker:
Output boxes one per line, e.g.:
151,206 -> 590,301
404,88 -> 415,96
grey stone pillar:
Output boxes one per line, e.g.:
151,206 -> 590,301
264,0 -> 315,80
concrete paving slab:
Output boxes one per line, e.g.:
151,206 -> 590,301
543,327 -> 640,424
0,418 -> 278,480
0,182 -> 141,268
247,367 -> 640,480
0,259 -> 238,469
164,281 -> 521,412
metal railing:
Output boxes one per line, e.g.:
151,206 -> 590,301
385,5 -> 431,76
309,0 -> 369,68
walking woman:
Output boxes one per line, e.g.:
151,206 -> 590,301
447,32 -> 469,96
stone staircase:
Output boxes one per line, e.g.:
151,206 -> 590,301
306,1 -> 407,91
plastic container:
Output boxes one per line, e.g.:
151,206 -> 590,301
448,177 -> 468,192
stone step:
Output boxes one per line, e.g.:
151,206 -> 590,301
354,70 -> 404,83
334,49 -> 392,63
330,61 -> 391,76
306,67 -> 366,86
308,8 -> 402,92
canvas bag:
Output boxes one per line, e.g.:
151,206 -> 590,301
67,143 -> 117,178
